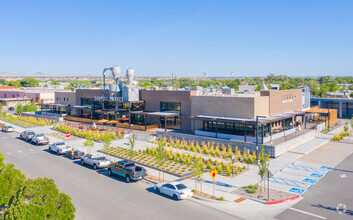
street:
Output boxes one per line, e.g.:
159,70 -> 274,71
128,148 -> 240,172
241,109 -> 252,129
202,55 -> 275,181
0,132 -> 236,220
276,149 -> 353,220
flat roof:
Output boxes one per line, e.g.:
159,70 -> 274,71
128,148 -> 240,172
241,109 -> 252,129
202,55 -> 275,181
191,111 -> 306,125
0,98 -> 32,101
131,111 -> 180,117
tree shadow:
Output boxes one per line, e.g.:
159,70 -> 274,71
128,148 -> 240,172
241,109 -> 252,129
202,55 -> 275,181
204,180 -> 234,188
311,204 -> 353,216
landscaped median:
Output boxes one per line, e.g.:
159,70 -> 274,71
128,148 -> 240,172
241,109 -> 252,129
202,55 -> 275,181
99,147 -> 194,177
0,112 -> 55,127
54,124 -> 120,141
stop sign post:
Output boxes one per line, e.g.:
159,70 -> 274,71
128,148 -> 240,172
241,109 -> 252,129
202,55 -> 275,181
66,132 -> 71,138
210,167 -> 218,198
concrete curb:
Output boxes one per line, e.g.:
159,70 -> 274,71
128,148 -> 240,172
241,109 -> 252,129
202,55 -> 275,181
266,195 -> 300,205
192,195 -> 230,203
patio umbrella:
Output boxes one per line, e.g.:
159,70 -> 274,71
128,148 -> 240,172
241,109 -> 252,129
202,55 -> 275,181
107,120 -> 118,124
120,117 -> 129,121
97,119 -> 109,123
82,113 -> 90,116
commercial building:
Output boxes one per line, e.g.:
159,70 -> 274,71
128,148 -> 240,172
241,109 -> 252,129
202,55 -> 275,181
0,89 -> 55,104
0,98 -> 32,107
311,97 -> 353,119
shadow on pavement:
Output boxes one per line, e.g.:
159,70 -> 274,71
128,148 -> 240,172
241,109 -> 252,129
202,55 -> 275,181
95,169 -> 131,183
204,180 -> 234,188
145,187 -> 179,201
311,204 -> 353,216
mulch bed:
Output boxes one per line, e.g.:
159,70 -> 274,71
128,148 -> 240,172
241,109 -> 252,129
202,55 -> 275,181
233,186 -> 296,202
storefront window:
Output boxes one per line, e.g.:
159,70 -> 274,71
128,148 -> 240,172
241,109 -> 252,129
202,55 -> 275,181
81,98 -> 92,106
160,102 -> 181,112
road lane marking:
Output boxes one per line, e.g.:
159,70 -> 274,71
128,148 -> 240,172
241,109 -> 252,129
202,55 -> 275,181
29,149 -> 34,151
6,152 -> 11,155
288,208 -> 326,219
339,174 -> 347,178
17,150 -> 23,154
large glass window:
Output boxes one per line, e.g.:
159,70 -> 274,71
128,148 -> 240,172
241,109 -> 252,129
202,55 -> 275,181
81,98 -> 92,106
92,101 -> 103,110
104,101 -> 116,111
160,102 -> 181,112
166,116 -> 181,129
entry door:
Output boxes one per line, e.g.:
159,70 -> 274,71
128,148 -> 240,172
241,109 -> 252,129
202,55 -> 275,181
160,117 -> 165,128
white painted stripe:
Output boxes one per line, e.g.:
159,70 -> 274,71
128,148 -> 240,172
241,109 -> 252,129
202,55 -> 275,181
17,150 -> 23,153
6,152 -> 11,155
28,149 -> 34,151
288,208 -> 326,219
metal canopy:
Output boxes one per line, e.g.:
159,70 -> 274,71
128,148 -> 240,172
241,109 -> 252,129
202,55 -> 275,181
131,111 -> 180,117
191,111 -> 305,125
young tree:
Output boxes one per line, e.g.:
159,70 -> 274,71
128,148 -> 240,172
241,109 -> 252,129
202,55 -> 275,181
16,103 -> 24,115
344,122 -> 349,133
128,133 -> 136,157
24,102 -> 37,112
0,152 -> 26,208
83,137 -> 94,154
2,177 -> 75,220
191,158 -> 204,194
258,146 -> 269,195
156,142 -> 166,182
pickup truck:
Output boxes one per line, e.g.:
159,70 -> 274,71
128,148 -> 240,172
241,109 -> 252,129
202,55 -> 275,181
31,133 -> 50,145
81,154 -> 110,170
20,130 -> 36,141
66,150 -> 85,160
107,160 -> 147,183
48,142 -> 72,155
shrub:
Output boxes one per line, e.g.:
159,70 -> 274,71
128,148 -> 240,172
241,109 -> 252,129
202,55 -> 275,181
244,184 -> 259,194
218,196 -> 225,201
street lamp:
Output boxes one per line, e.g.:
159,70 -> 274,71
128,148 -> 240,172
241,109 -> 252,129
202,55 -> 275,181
256,116 -> 266,161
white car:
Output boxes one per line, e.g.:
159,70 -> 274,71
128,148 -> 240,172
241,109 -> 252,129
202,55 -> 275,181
48,142 -> 72,155
154,182 -> 193,200
2,126 -> 15,132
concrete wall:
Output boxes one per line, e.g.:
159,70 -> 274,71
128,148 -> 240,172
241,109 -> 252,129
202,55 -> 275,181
0,90 -> 54,103
260,89 -> 302,116
139,90 -> 192,131
55,91 -> 76,106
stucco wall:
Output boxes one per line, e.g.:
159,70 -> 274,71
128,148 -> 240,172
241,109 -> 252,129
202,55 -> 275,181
139,90 -> 192,131
55,91 -> 76,106
261,89 -> 302,116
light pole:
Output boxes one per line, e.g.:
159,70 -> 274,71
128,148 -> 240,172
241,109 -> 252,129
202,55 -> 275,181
256,116 -> 266,161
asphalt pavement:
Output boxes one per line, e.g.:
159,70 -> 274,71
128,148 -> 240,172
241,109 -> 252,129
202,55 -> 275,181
0,131 -> 237,220
276,150 -> 353,220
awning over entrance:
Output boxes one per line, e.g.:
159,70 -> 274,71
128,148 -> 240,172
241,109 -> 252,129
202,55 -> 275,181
131,111 -> 180,117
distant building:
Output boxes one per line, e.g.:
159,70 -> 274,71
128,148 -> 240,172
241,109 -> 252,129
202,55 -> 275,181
0,86 -> 19,91
238,84 -> 257,92
0,98 -> 32,107
324,92 -> 350,99
0,90 -> 55,104
311,97 -> 353,118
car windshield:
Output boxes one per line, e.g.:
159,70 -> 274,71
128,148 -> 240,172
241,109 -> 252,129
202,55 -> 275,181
56,142 -> 65,145
36,134 -> 44,137
176,184 -> 187,190
28,132 -> 35,135
6,126 -> 13,128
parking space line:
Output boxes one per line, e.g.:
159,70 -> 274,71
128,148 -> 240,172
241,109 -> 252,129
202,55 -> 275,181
17,150 -> 23,153
288,208 -> 326,219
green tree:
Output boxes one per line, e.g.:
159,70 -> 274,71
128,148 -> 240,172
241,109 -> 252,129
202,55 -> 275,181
15,103 -> 24,115
0,152 -> 26,207
128,133 -> 136,157
102,134 -> 112,150
349,85 -> 353,90
83,137 -> 94,153
20,78 -> 39,87
280,85 -> 288,90
24,102 -> 37,112
255,84 -> 262,91
0,79 -> 6,85
258,146 -> 269,195
2,177 -> 75,220
7,81 -> 21,87
0,103 -> 3,112
192,158 -> 204,194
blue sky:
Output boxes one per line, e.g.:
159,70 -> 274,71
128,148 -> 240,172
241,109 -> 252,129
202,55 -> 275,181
1,0 -> 352,77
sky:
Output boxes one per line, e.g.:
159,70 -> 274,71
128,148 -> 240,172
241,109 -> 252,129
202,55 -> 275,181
0,0 -> 353,77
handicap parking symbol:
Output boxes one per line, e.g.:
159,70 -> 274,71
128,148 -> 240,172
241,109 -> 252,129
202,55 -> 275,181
320,166 -> 333,171
289,188 -> 305,194
302,178 -> 317,184
310,173 -> 323,178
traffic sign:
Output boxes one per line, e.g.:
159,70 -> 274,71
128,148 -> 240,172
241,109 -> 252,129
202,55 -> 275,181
265,170 -> 273,179
65,132 -> 71,138
210,167 -> 218,180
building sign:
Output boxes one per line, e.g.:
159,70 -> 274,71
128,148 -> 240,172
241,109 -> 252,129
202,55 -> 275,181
94,96 -> 123,102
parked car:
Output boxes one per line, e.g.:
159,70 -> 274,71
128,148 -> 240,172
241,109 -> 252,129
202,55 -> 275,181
154,182 -> 193,200
31,133 -> 50,145
81,153 -> 110,170
2,126 -> 15,132
20,130 -> 36,141
8,107 -> 15,111
107,160 -> 147,183
48,142 -> 72,155
66,150 -> 85,160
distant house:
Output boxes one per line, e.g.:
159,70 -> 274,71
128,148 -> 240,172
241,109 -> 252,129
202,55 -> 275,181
238,84 -> 257,92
